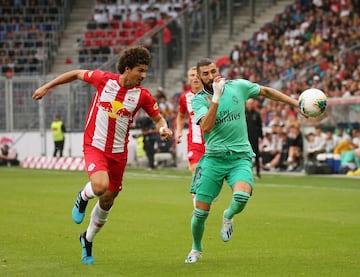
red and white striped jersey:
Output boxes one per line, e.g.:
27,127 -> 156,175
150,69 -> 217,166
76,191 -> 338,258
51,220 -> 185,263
83,70 -> 160,154
178,89 -> 205,152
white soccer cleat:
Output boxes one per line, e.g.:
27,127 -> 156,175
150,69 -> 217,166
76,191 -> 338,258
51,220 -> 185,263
184,249 -> 202,263
221,213 -> 234,242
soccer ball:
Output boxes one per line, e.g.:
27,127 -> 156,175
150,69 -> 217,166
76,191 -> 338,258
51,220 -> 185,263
298,88 -> 327,117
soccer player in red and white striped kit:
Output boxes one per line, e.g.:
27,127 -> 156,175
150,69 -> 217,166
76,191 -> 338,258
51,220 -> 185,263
175,66 -> 205,206
32,45 -> 173,265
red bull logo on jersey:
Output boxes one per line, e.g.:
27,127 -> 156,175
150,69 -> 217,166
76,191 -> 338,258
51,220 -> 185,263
98,101 -> 131,119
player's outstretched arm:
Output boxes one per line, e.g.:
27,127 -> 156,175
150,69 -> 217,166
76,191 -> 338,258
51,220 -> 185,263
259,86 -> 297,107
32,70 -> 87,100
175,112 -> 186,144
152,114 -> 173,140
259,86 -> 308,118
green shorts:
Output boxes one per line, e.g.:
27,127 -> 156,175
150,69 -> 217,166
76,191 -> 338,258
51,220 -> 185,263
190,153 -> 254,203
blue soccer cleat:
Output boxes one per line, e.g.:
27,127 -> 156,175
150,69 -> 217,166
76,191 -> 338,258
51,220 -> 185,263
79,232 -> 94,265
72,191 -> 88,224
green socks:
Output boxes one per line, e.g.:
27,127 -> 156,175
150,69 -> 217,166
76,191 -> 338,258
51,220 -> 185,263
224,191 -> 250,219
191,208 -> 209,252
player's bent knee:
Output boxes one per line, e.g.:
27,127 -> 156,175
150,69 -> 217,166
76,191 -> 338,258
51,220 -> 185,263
193,208 -> 209,221
90,171 -> 110,196
91,183 -> 108,196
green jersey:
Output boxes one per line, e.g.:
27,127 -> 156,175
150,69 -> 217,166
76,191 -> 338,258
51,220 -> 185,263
191,79 -> 260,157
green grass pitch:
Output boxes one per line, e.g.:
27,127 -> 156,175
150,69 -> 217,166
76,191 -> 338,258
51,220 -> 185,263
1,167 -> 359,277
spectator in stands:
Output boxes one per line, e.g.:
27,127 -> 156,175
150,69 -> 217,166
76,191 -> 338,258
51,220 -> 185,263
34,41 -> 47,67
283,111 -> 301,131
351,128 -> 360,148
93,8 -> 109,29
189,0 -> 203,40
262,131 -> 289,171
324,128 -> 339,153
32,45 -> 173,265
261,129 -> 282,170
158,12 -> 176,68
284,126 -> 303,171
333,127 -> 359,155
334,126 -> 351,142
339,147 -> 360,176
312,75 -> 322,89
86,14 -> 98,30
333,136 -> 356,155
256,27 -> 268,43
229,44 -> 241,65
304,132 -> 325,162
314,126 -> 327,142
158,91 -> 174,118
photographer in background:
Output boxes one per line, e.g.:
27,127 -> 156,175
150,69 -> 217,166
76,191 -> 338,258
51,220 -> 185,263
0,144 -> 19,166
136,116 -> 158,170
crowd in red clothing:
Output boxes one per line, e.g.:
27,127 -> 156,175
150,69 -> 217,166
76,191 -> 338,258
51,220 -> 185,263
78,0 -> 184,69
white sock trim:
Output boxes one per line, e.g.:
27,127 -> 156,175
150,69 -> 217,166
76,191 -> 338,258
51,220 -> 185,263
86,201 -> 110,242
81,182 -> 95,200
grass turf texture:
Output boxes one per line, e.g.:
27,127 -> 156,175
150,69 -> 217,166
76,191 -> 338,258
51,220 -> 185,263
1,167 -> 359,277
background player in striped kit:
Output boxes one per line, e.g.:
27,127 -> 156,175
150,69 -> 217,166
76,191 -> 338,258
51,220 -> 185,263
175,66 -> 205,205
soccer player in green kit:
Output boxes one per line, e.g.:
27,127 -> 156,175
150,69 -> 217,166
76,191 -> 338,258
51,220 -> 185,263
185,58 -> 301,263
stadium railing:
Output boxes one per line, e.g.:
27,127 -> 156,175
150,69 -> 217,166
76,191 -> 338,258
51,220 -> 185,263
2,0 -> 358,136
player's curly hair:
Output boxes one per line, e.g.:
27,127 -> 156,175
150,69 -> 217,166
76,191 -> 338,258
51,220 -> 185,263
117,45 -> 151,74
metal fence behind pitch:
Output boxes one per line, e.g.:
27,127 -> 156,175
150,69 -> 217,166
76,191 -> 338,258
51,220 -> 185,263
1,0 -> 274,133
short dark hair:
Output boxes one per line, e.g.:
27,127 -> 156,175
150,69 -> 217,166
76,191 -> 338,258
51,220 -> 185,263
196,58 -> 213,73
117,45 -> 151,74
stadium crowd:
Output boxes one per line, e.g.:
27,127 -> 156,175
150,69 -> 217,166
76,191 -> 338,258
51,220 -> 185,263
218,0 -> 360,174
139,0 -> 360,175
78,0 -> 187,69
0,0 -> 62,75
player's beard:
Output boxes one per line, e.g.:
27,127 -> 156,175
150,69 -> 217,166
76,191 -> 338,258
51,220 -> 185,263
201,79 -> 214,94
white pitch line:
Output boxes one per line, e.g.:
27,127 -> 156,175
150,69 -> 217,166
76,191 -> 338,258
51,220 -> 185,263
124,173 -> 359,192
257,183 -> 360,192
124,172 -> 191,180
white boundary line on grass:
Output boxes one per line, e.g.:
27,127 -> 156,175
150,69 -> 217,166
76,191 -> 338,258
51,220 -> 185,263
124,172 -> 360,192
260,183 -> 360,192
125,172 -> 191,180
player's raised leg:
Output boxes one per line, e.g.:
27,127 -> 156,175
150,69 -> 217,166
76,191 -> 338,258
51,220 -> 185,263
221,191 -> 250,242
72,182 -> 95,224
79,231 -> 94,265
